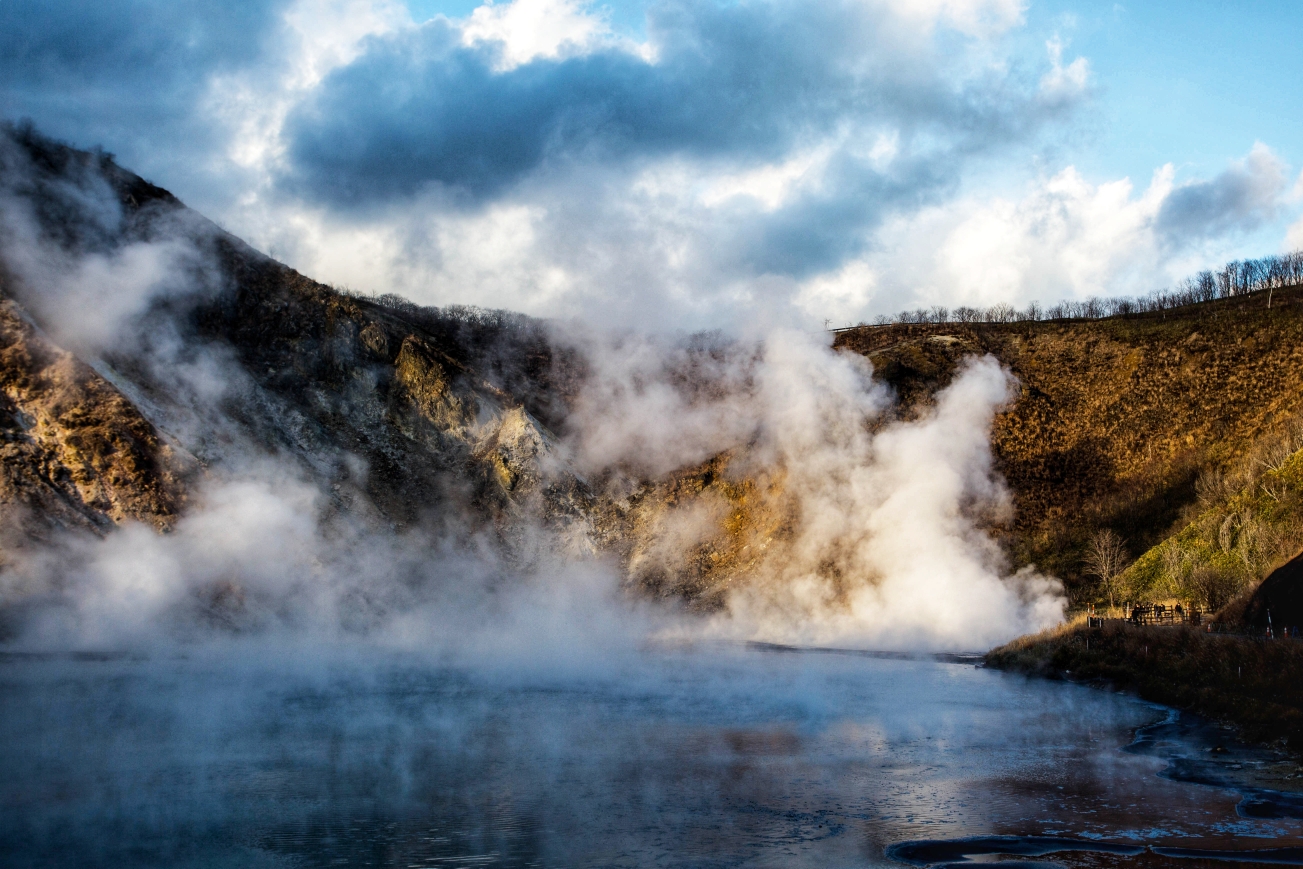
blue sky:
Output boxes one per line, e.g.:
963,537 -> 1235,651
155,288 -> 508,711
1029,1 -> 1303,179
1,0 -> 1300,329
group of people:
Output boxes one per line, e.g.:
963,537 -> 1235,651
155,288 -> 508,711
1125,603 -> 1200,626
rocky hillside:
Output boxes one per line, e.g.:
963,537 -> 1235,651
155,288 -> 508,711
4,124 -> 1303,624
834,296 -> 1303,602
0,296 -> 184,551
0,126 -> 595,568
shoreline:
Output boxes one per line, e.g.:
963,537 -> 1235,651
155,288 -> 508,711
986,621 -> 1303,755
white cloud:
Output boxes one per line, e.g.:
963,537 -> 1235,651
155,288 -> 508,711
802,143 -> 1296,318
246,193 -> 589,318
244,139 -> 1298,334
1038,36 -> 1090,106
1286,215 -> 1303,251
461,0 -> 618,71
699,144 -> 839,212
206,0 -> 409,182
934,164 -> 1173,304
788,163 -> 1176,315
793,260 -> 878,326
886,0 -> 1026,38
27,0 -> 1291,334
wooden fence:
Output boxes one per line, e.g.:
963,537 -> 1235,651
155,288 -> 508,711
1084,604 -> 1203,628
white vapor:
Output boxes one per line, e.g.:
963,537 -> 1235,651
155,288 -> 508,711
0,132 -> 1064,657
731,344 -> 1064,649
9,324 -> 1065,654
561,325 -> 1064,649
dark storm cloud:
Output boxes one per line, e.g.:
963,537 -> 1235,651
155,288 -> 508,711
0,1 -> 287,137
281,1 -> 1034,211
1155,144 -> 1286,244
276,0 -> 1063,284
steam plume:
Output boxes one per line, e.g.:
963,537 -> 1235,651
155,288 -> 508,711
0,129 -> 1064,655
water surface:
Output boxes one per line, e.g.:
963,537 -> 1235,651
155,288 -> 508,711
2,645 -> 1300,867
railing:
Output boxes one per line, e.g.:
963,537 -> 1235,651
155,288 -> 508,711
1127,604 -> 1201,626
1081,611 -> 1303,639
1082,606 -> 1203,628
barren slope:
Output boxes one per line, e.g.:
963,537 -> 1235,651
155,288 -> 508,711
835,293 -> 1303,594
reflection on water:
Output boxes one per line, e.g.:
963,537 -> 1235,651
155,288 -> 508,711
2,646 -> 1301,868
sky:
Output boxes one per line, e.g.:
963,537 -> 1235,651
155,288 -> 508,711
1,0 -> 1301,331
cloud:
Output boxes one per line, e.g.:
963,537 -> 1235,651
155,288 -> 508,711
1038,36 -> 1090,107
869,163 -> 1174,309
0,0 -> 1084,329
1155,142 -> 1287,243
787,143 -> 1295,318
889,0 -> 1026,38
228,0 -> 1080,327
1,0 -> 1294,333
207,0 -> 410,178
0,1 -> 285,100
1288,216 -> 1303,251
461,0 -> 622,71
281,0 -> 1017,208
0,1 -> 290,191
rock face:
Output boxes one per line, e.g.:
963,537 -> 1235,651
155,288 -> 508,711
0,125 -> 590,572
0,295 -> 183,555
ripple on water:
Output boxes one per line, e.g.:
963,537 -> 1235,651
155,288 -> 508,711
1,648 -> 1302,867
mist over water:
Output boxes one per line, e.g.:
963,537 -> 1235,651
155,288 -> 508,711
4,649 -> 1301,868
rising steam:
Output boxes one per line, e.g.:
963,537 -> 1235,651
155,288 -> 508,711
561,326 -> 1064,649
0,130 -> 1064,656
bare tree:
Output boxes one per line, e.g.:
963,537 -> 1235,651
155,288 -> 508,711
1187,566 -> 1241,613
872,248 -> 1303,329
1084,529 -> 1128,610
988,302 -> 1016,323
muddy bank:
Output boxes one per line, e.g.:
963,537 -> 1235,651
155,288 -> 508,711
986,622 -> 1303,752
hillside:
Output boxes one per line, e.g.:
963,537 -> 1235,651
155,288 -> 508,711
0,127 -> 807,628
0,126 -> 594,581
834,299 -> 1303,600
4,124 -> 1303,637
0,296 -> 184,547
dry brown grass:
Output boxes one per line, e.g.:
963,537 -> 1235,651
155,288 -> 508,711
835,290 -> 1303,597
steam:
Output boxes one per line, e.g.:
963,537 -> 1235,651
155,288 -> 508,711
0,130 -> 1064,656
0,140 -> 217,356
561,326 -> 1064,649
